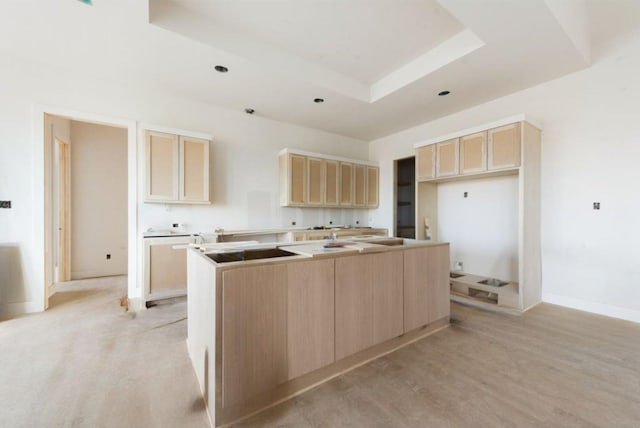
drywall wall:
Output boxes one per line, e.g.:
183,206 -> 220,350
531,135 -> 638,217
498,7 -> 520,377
0,53 -> 370,318
438,175 -> 519,281
370,27 -> 640,322
70,121 -> 128,279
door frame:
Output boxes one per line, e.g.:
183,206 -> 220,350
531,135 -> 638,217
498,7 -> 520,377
35,105 -> 137,310
53,136 -> 71,283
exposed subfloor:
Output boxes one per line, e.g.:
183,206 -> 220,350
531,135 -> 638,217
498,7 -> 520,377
0,276 -> 209,428
2,277 -> 640,428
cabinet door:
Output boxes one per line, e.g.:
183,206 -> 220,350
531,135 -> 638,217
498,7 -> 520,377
339,162 -> 354,206
144,236 -> 191,300
306,157 -> 324,205
335,252 -> 403,360
403,245 -> 450,332
221,265 -> 287,408
149,244 -> 186,295
371,251 -> 404,344
179,136 -> 210,203
460,132 -> 487,174
416,145 -> 435,180
353,164 -> 366,207
436,138 -> 459,177
325,160 -> 339,206
289,154 -> 307,205
145,131 -> 179,202
287,259 -> 335,380
366,166 -> 379,208
488,123 -> 521,170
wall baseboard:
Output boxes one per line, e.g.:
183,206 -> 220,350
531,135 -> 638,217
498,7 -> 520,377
0,301 -> 43,321
542,293 -> 640,324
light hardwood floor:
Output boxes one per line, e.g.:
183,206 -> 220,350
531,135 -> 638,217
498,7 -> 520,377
235,302 -> 640,427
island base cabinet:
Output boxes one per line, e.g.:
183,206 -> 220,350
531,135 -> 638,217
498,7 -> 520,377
404,245 -> 450,332
221,265 -> 287,409
335,252 -> 403,360
286,259 -> 335,380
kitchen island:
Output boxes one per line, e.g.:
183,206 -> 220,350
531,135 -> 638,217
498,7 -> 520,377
187,237 -> 450,427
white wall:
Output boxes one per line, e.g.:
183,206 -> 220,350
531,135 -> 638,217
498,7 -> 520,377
70,121 -> 128,279
438,175 -> 519,281
0,54 -> 370,319
370,28 -> 640,322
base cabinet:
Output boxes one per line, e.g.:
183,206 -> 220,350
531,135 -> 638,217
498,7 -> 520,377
335,252 -> 404,360
193,242 -> 450,427
144,235 -> 193,302
403,245 -> 450,331
220,259 -> 336,408
221,265 -> 288,408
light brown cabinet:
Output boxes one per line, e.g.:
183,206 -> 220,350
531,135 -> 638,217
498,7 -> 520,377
488,123 -> 521,170
436,138 -> 459,177
416,144 -> 435,180
221,264 -> 288,408
339,162 -> 354,206
403,245 -> 450,332
306,157 -> 324,205
325,160 -> 339,206
335,252 -> 403,360
144,235 -> 192,301
280,153 -> 306,206
366,166 -> 379,207
279,150 -> 378,208
220,259 -> 335,407
145,131 -> 210,204
460,132 -> 487,174
286,259 -> 335,379
353,164 -> 366,207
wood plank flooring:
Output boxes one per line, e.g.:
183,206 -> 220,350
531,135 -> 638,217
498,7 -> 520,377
234,302 -> 640,428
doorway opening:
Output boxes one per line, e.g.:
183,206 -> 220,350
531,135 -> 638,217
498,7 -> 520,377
44,113 -> 130,308
394,156 -> 416,238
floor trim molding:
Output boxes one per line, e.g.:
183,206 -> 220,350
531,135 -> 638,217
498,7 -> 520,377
543,293 -> 640,324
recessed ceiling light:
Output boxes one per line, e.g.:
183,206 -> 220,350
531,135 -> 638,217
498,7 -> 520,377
214,65 -> 229,73
244,108 -> 255,115
313,98 -> 324,103
438,90 -> 451,96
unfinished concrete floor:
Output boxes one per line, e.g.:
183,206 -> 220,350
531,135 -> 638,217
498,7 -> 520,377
0,276 -> 209,428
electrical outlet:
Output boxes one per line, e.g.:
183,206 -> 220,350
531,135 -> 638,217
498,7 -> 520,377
464,192 -> 468,198
0,200 -> 11,209
291,221 -> 296,226
593,202 -> 600,210
329,220 -> 333,225
356,220 -> 360,225
106,254 -> 111,260
454,261 -> 463,271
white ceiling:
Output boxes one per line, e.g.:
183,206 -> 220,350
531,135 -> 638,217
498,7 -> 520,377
1,0 -> 639,141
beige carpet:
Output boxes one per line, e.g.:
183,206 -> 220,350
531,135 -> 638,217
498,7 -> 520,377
0,276 -> 210,428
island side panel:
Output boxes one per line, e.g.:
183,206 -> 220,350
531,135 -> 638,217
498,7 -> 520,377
221,264 -> 287,409
287,259 -> 335,380
186,250 -> 217,426
427,244 -> 451,323
403,245 -> 449,331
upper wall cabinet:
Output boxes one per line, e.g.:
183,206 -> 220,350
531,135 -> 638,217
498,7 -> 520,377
460,132 -> 487,174
416,144 -> 435,181
488,123 -> 521,170
436,138 -> 459,177
279,149 -> 378,208
339,162 -> 354,206
416,121 -> 526,182
145,131 -> 210,204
